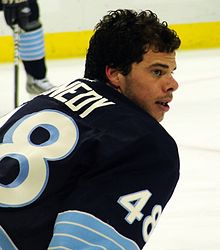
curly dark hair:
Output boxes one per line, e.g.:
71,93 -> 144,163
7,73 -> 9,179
84,9 -> 181,83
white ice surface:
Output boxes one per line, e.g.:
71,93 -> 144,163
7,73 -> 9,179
0,49 -> 220,249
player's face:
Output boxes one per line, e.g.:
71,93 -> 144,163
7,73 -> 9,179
118,49 -> 178,122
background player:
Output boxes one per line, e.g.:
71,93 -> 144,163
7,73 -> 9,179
0,0 -> 54,94
0,9 -> 181,249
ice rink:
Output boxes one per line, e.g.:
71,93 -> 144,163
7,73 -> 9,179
0,48 -> 220,249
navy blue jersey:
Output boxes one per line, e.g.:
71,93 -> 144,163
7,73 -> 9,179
0,78 -> 179,249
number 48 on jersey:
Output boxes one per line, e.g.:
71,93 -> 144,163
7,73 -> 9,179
118,189 -> 162,242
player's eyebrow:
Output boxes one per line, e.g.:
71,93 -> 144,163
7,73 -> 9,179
149,63 -> 176,70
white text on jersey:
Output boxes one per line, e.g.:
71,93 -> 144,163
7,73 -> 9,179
44,80 -> 115,118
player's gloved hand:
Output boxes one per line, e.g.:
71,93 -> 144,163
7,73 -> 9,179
2,0 -> 41,31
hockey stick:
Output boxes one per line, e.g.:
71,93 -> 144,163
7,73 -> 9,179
13,24 -> 20,108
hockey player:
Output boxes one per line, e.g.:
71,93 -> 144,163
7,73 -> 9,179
0,9 -> 181,250
0,0 -> 54,94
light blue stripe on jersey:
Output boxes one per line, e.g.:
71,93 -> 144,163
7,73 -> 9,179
19,28 -> 45,61
48,210 -> 140,250
0,227 -> 18,250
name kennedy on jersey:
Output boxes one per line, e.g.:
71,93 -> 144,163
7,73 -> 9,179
43,79 -> 115,118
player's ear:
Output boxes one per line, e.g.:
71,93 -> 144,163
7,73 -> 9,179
105,66 -> 124,91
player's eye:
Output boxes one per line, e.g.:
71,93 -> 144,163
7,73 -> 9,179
152,69 -> 163,77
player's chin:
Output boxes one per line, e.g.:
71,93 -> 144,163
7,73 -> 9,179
144,107 -> 165,122
157,115 -> 165,122
152,112 -> 165,122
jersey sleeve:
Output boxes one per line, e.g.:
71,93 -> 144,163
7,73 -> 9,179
48,132 -> 180,249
